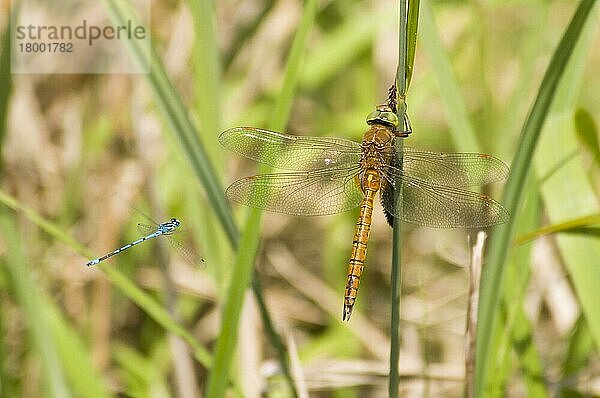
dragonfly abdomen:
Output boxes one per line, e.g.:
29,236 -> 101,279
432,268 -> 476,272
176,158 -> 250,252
343,171 -> 380,321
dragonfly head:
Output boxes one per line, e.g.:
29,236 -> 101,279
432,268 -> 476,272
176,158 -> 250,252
366,105 -> 399,129
170,218 -> 181,227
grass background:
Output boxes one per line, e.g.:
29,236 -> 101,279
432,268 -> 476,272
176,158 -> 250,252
0,0 -> 599,397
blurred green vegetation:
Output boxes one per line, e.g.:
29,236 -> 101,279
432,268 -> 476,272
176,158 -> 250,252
0,1 -> 598,397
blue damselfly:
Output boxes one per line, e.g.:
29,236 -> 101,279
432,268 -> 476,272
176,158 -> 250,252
86,217 -> 201,266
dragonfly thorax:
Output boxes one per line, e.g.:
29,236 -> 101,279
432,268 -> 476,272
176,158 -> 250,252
159,218 -> 181,234
360,124 -> 395,172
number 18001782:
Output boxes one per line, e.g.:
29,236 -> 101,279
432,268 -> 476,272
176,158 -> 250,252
18,42 -> 73,53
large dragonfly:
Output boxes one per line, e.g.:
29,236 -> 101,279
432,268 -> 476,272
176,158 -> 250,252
220,93 -> 509,321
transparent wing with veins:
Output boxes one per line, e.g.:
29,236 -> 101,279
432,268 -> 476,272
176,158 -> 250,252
222,128 -> 509,227
221,127 -> 364,215
136,223 -> 157,236
136,223 -> 203,265
401,147 -> 509,187
379,161 -> 509,228
220,127 -> 362,171
225,166 -> 364,216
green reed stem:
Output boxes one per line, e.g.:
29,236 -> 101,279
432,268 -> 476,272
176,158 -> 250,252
390,1 -> 419,397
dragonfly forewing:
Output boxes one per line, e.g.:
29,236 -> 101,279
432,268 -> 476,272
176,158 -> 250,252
399,147 -> 509,187
220,127 -> 362,172
226,167 -> 364,216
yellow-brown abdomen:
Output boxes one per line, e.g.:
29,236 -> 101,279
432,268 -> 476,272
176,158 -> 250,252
343,171 -> 380,321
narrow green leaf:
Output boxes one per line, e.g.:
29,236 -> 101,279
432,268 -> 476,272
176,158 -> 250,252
512,310 -> 548,397
406,0 -> 421,90
515,213 -> 600,245
534,0 -> 600,388
101,266 -> 214,366
565,226 -> 600,237
396,1 -> 408,97
485,182 -> 539,396
507,181 -> 548,397
475,1 -> 598,396
187,0 -> 232,295
190,0 -> 221,142
485,312 -> 513,398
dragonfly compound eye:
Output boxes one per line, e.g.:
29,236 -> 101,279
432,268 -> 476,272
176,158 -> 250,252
380,111 -> 399,128
366,110 -> 399,128
366,110 -> 381,124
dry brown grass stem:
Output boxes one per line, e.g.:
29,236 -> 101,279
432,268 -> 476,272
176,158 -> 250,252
465,231 -> 486,398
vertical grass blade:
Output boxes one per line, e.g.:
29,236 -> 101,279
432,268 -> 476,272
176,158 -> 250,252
205,1 -> 317,397
396,1 -> 408,97
534,0 -> 600,366
405,0 -> 420,91
497,182 -> 548,396
390,0 -> 407,388
511,189 -> 547,397
187,0 -> 228,269
190,0 -> 221,142
389,219 -> 403,398
474,1 -> 597,396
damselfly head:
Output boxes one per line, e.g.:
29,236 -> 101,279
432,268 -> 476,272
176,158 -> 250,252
366,105 -> 399,129
171,218 -> 181,227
